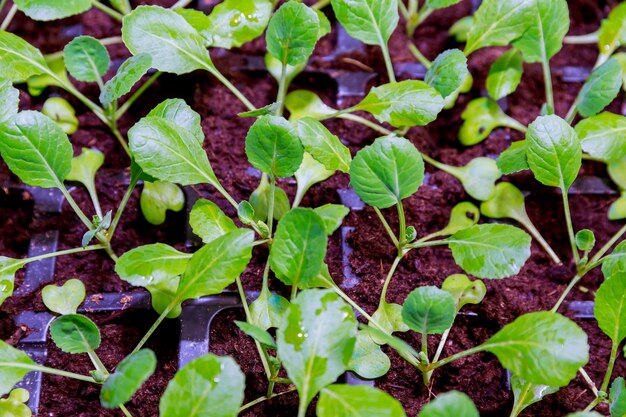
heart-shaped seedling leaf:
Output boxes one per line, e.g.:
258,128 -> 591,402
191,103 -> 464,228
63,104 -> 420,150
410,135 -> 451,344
0,257 -> 27,307
249,288 -> 290,330
482,311 -> 588,387
66,148 -> 104,192
100,53 -> 152,107
575,58 -> 623,118
441,274 -> 486,312
445,157 -> 501,201
317,385 -> 406,417
0,388 -> 32,417
447,224 -> 531,279
402,286 -> 456,335
63,36 -> 110,83
347,331 -> 390,379
295,117 -> 351,173
0,341 -> 36,396
100,349 -> 156,409
371,301 -> 409,344
189,199 -> 236,244
50,314 -> 100,354
294,153 -> 334,208
610,377 -> 626,417
331,0 -> 398,47
160,354 -> 245,417
314,204 -> 350,236
140,181 -> 185,225
41,97 -> 78,134
350,135 -> 424,209
509,374 -> 558,417
430,202 -> 480,239
354,81 -> 444,128
234,321 -> 276,349
425,49 -> 468,99
42,279 -> 86,315
418,391 -> 478,417
595,273 -> 626,345
459,98 -> 526,146
250,174 -> 291,222
487,48 -> 523,100
285,90 -> 337,120
276,289 -> 357,410
14,0 -> 92,21
576,112 -> 626,163
245,115 -> 304,178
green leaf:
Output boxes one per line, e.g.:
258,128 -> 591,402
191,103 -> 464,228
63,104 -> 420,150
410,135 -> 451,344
576,59 -> 623,118
101,349 -> 156,409
360,324 -> 420,367
122,5 -> 211,75
318,385 -> 405,417
448,157 -> 501,201
100,54 -> 152,106
14,0 -> 92,21
426,0 -> 462,9
349,135 -> 424,208
234,321 -> 276,349
480,182 -> 529,224
510,375 -> 558,416
487,49 -> 523,100
41,97 -> 79,135
189,199 -> 236,244
160,354 -> 244,417
418,391 -> 478,417
0,257 -> 26,306
276,289 -> 357,409
599,2 -> 626,56
449,16 -> 473,43
203,0 -> 272,49
401,286 -> 456,335
314,204 -> 350,235
459,98 -> 521,146
270,208 -> 328,288
497,140 -> 529,174
441,274 -> 486,312
63,36 -> 110,83
42,279 -> 86,316
575,229 -> 595,252
140,181 -> 185,225
176,229 -> 254,302
128,116 -> 218,186
295,118 -> 351,173
49,314 -> 101,354
294,152 -> 334,207
330,0 -> 398,46
595,274 -> 626,344
266,1 -> 320,66
27,53 -> 68,96
512,0 -> 569,63
0,111 -> 72,188
0,79 -> 19,122
285,90 -> 337,120
245,115 -> 304,178
0,388 -> 32,417
249,289 -> 290,330
347,332 -> 390,379
447,224 -> 531,279
602,241 -> 626,280
482,311 -> 588,386
265,53 -> 305,88
436,202 -> 480,237
371,301 -> 409,340
465,0 -> 535,55
610,377 -> 626,417
148,98 -> 204,144
576,112 -> 626,162
0,341 -> 36,396
250,174 -> 291,222
425,49 -> 468,98
610,192 -> 626,221
609,158 -> 626,190
355,81 -> 444,128
526,115 -> 581,189
238,103 -> 279,118
0,31 -> 49,82
66,148 -> 104,190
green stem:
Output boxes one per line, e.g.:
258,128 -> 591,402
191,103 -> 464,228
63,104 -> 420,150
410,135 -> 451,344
427,345 -> 485,371
311,0 -> 331,9
120,405 -> 134,417
0,0 -> 7,13
541,57 -> 554,114
99,36 -> 123,46
91,0 -> 124,21
561,188 -> 580,264
509,383 -> 532,417
381,44 -> 397,83
276,64 -> 288,116
107,175 -> 140,241
109,123 -> 131,157
86,184 -> 103,219
205,64 -> 256,111
337,113 -> 390,135
59,186 -> 94,229
0,3 -> 17,31
267,176 -> 276,233
170,0 -> 194,9
500,116 -> 528,133
373,207 -> 400,247
378,256 -> 403,308
601,342 -> 619,392
551,274 -> 582,312
407,43 -> 432,69
115,72 -> 162,120
25,244 -> 105,264
564,32 -> 599,45
589,223 -> 626,265
396,202 -> 406,250
131,302 -> 175,354
239,387 -> 297,413
3,363 -> 96,383
519,216 -> 562,264
583,396 -> 604,413
565,101 -> 578,124
579,367 -> 599,397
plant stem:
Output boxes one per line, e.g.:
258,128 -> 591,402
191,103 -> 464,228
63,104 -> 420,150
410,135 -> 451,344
311,0 -> 331,9
373,207 -> 399,247
601,341 -> 619,393
131,303 -> 175,354
407,43 -> 432,69
565,101 -> 578,124
86,184 -> 103,219
521,218 -> 561,264
378,256 -> 403,308
91,1 -> 124,22
100,36 -> 123,46
396,202 -> 407,251
589,223 -> 626,264
205,64 -> 256,111
427,345 -> 485,371
381,45 -> 397,83
0,3 -> 17,30
564,32 -> 599,44
509,382 -> 532,417
583,396 -> 604,413
551,274 -> 582,312
267,176 -> 276,233
561,188 -> 580,264
276,64 -> 288,117
170,0 -> 194,9
579,367 -> 599,397
3,363 -> 96,383
120,405 -> 134,417
25,244 -> 105,264
541,58 -> 555,114
59,186 -> 94,230
0,0 -> 7,13
337,113 -> 390,135
107,175 -> 140,241
239,387 -> 297,413
115,72 -> 162,120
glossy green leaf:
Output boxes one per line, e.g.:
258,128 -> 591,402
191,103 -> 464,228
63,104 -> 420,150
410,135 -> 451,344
599,2 -> 626,56
100,54 -> 152,106
575,229 -> 595,252
26,52 -> 68,96
250,174 -> 291,222
116,243 -> 190,288
609,192 -> 626,221
497,140 -> 529,174
436,202 -> 480,237
204,0 -> 272,49
577,112 -> 626,162
285,90 -> 337,120
148,98 -> 204,144
63,36 -> 110,83
402,286 -> 456,335
266,1 -> 320,66
510,375 -> 558,417
487,49 -> 523,100
14,0 -> 92,21
595,273 -> 626,344
355,81 -> 444,128
602,241 -> 626,280
425,49 -> 468,98
0,341 -> 36,396
176,229 -> 254,301
160,354 -> 244,417
235,321 -> 276,349
245,115 -> 304,178
189,199 -> 236,244
459,98 -> 523,146
347,332 -> 390,379
318,385 -> 405,417
41,279 -> 86,316
331,0 -> 398,46
0,388 -> 32,417
66,148 -> 104,191
482,311 -> 588,386
294,152 -> 334,207
0,31 -> 49,82
314,204 -> 350,235
41,97 -> 78,135
480,182 -> 529,224
122,6 -> 211,75
249,288 -> 290,330
371,301 -> 409,340
426,0 -> 462,9
296,118 -> 351,173
0,111 -> 72,188
276,289 -> 357,409
140,181 -> 185,225
526,115 -> 581,189
49,314 -> 100,354
0,79 -> 19,122
128,116 -> 218,186
610,377 -> 626,417
448,224 -> 531,279
441,274 -> 486,312
0,257 -> 25,306
448,157 -> 501,201
576,59 -> 623,118
449,16 -> 473,42
270,208 -> 328,288
101,349 -> 156,409
512,0 -> 569,63
349,135 -> 424,208
418,391 -> 478,417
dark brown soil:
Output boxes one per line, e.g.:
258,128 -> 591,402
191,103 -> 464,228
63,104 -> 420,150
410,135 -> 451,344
1,0 -> 624,416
